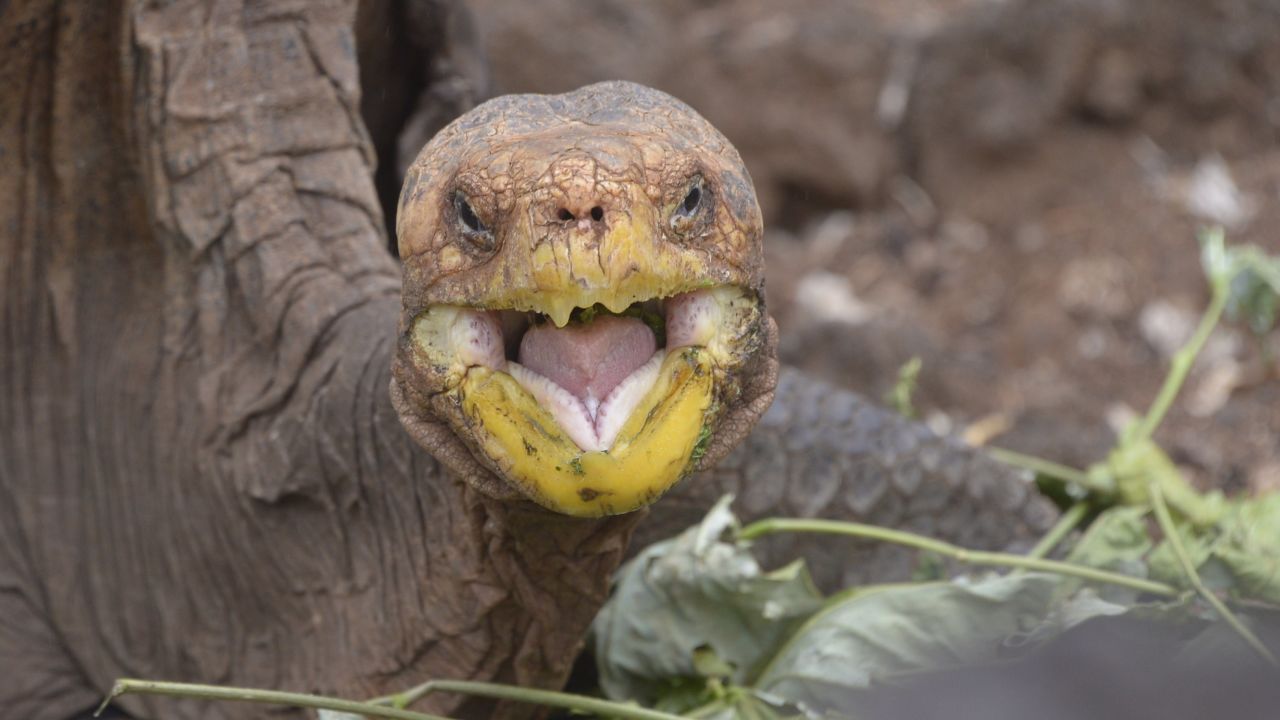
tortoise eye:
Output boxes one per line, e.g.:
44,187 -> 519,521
671,178 -> 708,235
455,192 -> 487,234
680,184 -> 702,215
453,192 -> 495,253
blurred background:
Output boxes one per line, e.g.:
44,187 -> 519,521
363,0 -> 1280,495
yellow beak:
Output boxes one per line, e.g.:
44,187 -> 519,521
459,347 -> 714,516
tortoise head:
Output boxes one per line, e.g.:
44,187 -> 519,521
392,81 -> 778,517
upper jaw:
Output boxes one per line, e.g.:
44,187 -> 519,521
403,182 -> 761,326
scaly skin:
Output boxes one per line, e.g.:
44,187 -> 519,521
645,367 -> 1060,589
392,81 -> 779,516
0,3 -> 1054,720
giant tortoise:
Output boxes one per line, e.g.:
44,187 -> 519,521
0,2 -> 1054,718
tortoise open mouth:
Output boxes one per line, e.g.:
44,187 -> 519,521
410,285 -> 762,516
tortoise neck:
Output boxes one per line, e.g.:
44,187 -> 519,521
429,489 -> 641,716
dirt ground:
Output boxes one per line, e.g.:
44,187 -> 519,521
466,0 -> 1280,494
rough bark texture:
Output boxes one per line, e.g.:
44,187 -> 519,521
0,2 -> 1054,719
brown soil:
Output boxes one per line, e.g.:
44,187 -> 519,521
468,0 -> 1280,493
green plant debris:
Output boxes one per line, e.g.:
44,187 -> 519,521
594,497 -> 823,708
567,302 -> 668,345
592,496 -> 1272,718
753,572 -> 1062,714
885,356 -> 922,419
1094,437 -> 1226,529
689,423 -> 713,464
1149,480 -> 1277,664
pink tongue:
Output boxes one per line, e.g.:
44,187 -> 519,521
519,315 -> 657,403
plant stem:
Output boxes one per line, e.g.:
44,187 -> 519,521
738,518 -> 1179,598
95,679 -> 452,720
987,447 -> 1093,487
375,679 -> 684,720
1131,285 -> 1229,445
1025,502 -> 1089,561
1147,481 -> 1277,665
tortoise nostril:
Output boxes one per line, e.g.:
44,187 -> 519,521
554,203 -> 607,224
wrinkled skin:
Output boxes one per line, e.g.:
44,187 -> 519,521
392,81 -> 779,514
0,2 -> 1055,720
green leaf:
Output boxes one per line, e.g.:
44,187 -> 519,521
752,573 -> 1063,714
1212,494 -> 1280,605
1224,246 -> 1280,330
1062,506 -> 1153,603
1147,521 -> 1218,592
1200,231 -> 1280,338
1049,588 -> 1130,626
1227,268 -> 1279,336
1066,506 -> 1152,569
1138,494 -> 1280,606
593,497 -> 824,707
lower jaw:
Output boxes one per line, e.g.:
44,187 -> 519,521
457,346 -> 715,517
